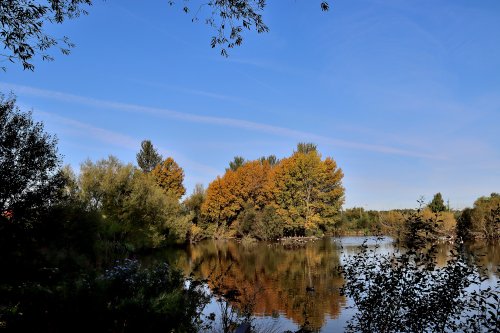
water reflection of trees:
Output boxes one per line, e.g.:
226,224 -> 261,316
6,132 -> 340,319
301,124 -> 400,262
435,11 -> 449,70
174,238 -> 346,331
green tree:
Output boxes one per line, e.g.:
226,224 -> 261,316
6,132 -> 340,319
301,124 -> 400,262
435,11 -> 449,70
258,154 -> 279,166
296,142 -> 318,154
183,184 -> 205,225
469,193 -> 500,239
428,192 -> 446,213
0,93 -> 63,221
0,93 -> 66,287
227,156 -> 245,172
79,156 -> 191,248
136,139 -> 163,173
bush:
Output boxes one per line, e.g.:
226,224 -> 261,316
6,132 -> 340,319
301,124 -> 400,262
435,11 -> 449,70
341,237 -> 499,333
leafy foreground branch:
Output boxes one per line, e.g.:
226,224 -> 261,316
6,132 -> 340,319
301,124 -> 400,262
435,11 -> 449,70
340,239 -> 499,333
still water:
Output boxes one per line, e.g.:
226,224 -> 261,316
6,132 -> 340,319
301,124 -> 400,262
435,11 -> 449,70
166,237 -> 499,332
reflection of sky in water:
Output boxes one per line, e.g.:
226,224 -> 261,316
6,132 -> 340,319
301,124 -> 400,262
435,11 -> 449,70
171,237 -> 498,332
334,236 -> 396,261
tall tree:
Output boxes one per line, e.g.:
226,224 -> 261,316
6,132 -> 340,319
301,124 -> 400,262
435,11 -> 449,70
296,142 -> 318,154
152,157 -> 186,200
227,156 -> 245,172
136,140 -> 163,173
259,155 -> 279,166
270,145 -> 344,235
428,193 -> 446,213
0,93 -> 63,220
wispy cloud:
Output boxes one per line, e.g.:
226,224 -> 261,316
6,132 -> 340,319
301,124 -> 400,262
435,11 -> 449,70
37,111 -> 139,150
0,82 -> 440,159
35,110 -> 220,176
131,79 -> 248,104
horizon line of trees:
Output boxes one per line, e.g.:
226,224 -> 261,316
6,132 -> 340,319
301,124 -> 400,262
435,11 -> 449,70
2,93 -> 498,251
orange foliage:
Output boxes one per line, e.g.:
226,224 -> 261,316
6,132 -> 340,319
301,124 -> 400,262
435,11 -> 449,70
202,161 -> 272,232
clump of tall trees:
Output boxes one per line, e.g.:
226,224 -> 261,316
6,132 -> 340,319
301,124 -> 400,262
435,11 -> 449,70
201,143 -> 345,239
457,193 -> 500,241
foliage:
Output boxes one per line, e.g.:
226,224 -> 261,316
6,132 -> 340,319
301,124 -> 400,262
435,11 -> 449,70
259,154 -> 279,166
428,192 -> 447,213
456,193 -> 500,240
0,94 -> 69,286
202,160 -> 272,236
337,207 -> 383,235
340,238 -> 499,333
136,139 -> 162,173
295,142 -> 318,154
457,207 -> 474,240
252,205 -> 283,241
0,94 -> 63,222
78,156 -> 191,248
184,183 -> 206,225
202,173 -> 238,237
202,144 -> 343,239
235,204 -> 282,241
1,1 -> 330,70
171,1 -> 330,57
401,205 -> 441,248
227,155 -> 245,171
270,144 -> 344,236
0,0 -> 92,70
152,157 -> 186,200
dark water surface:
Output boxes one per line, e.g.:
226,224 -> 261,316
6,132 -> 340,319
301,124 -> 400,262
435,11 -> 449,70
165,237 -> 499,332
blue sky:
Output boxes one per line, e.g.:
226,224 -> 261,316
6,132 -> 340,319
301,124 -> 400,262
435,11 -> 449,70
1,0 -> 499,209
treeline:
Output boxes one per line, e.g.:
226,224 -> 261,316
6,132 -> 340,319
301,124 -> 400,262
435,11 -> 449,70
56,141 -> 345,246
336,192 -> 500,242
53,140 -> 498,246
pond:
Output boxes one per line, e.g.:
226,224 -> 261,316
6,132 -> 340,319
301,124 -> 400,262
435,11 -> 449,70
165,237 -> 499,332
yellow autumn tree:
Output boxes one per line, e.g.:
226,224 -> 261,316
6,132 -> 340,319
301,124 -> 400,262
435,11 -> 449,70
151,157 -> 186,200
270,146 -> 344,236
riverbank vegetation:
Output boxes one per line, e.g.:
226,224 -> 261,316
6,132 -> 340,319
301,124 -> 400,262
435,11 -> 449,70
1,94 -> 499,331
